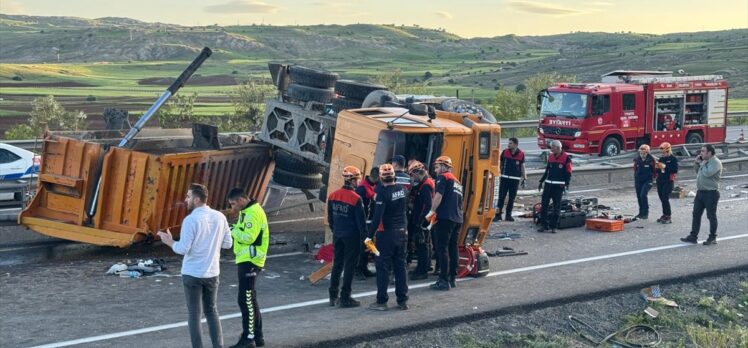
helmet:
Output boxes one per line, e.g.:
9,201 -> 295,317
342,165 -> 362,180
379,163 -> 395,178
434,156 -> 453,168
407,160 -> 426,175
659,142 -> 672,153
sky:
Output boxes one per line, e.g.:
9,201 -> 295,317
1,0 -> 747,38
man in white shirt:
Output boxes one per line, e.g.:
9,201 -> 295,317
158,183 -> 233,348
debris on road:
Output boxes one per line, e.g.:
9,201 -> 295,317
487,232 -> 523,240
486,247 -> 527,257
105,259 -> 167,277
640,285 -> 678,307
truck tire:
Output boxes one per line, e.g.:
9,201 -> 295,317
275,150 -> 324,174
289,66 -> 338,88
441,99 -> 498,123
272,168 -> 323,189
362,90 -> 399,108
686,132 -> 703,144
601,137 -> 621,157
333,96 -> 363,112
287,83 -> 335,104
334,80 -> 387,100
318,185 -> 327,202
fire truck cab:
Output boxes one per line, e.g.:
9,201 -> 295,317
537,70 -> 728,156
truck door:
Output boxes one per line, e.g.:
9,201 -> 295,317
620,91 -> 644,139
650,91 -> 686,147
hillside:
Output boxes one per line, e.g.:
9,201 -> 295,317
1,14 -> 747,98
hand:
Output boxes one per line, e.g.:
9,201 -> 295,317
562,186 -> 568,195
695,155 -> 703,164
521,179 -> 527,189
157,229 -> 174,247
538,182 -> 544,191
364,237 -> 372,244
425,210 -> 435,220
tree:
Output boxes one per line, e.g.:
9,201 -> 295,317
29,95 -> 87,131
372,68 -> 427,95
224,81 -> 276,131
4,124 -> 36,140
155,92 -> 199,128
486,72 -> 576,121
423,71 -> 433,80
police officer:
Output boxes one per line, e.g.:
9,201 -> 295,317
538,140 -> 572,233
227,188 -> 269,348
327,166 -> 366,308
655,142 -> 678,224
634,144 -> 657,219
494,137 -> 527,222
407,161 -> 434,280
428,156 -> 464,291
354,167 -> 379,279
366,163 -> 409,311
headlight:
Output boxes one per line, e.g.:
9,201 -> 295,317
574,131 -> 581,138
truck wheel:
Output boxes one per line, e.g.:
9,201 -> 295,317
289,66 -> 338,88
287,83 -> 335,103
318,185 -> 327,202
334,80 -> 387,100
441,99 -> 498,124
362,90 -> 399,108
601,137 -> 621,157
272,168 -> 323,189
686,132 -> 703,144
332,96 -> 363,112
275,150 -> 324,174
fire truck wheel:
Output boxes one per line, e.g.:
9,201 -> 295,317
287,84 -> 335,104
334,80 -> 387,100
601,137 -> 621,157
686,132 -> 703,144
275,150 -> 324,174
272,168 -> 323,189
289,65 -> 338,88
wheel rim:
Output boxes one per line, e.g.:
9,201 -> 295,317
606,143 -> 619,156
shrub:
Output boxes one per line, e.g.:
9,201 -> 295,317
4,124 -> 36,140
86,95 -> 97,102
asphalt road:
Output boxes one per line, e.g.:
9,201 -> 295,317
2,175 -> 748,348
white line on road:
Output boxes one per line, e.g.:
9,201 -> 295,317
29,232 -> 748,348
268,216 -> 324,225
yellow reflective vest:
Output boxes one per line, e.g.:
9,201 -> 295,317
231,200 -> 269,267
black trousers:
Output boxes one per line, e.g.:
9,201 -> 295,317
375,228 -> 408,304
357,222 -> 372,273
237,262 -> 263,341
539,184 -> 564,229
690,190 -> 720,238
329,234 -> 360,298
635,179 -> 653,217
433,219 -> 460,283
497,178 -> 520,217
656,180 -> 674,216
410,222 -> 431,275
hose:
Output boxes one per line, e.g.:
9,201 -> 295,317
568,315 -> 661,348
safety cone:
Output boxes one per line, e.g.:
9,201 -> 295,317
739,128 -> 746,142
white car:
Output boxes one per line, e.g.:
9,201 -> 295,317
0,143 -> 40,200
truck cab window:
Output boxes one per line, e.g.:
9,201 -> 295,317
540,92 -> 588,118
591,95 -> 610,115
622,94 -> 635,111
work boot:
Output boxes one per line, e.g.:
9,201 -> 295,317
537,226 -> 548,233
430,280 -> 450,291
656,215 -> 665,223
229,337 -> 255,348
680,235 -> 698,244
505,216 -> 515,222
368,302 -> 388,311
255,337 -> 265,347
329,290 -> 339,307
550,228 -> 557,233
397,302 -> 409,310
492,213 -> 502,222
449,277 -> 456,289
662,216 -> 672,224
339,297 -> 361,308
703,236 -> 718,246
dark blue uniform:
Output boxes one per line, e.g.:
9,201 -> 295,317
497,148 -> 525,219
656,155 -> 679,218
539,152 -> 572,230
434,172 -> 464,284
368,183 -> 408,306
633,154 -> 657,218
410,177 -> 434,276
327,186 -> 366,300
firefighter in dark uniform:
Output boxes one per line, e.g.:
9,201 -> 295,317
406,161 -> 434,280
538,140 -> 572,233
354,167 -> 379,279
428,156 -> 464,291
366,163 -> 409,311
634,144 -> 657,219
494,137 -> 527,222
655,142 -> 678,224
392,155 -> 415,263
327,166 -> 367,308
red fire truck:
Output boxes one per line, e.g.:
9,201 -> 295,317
537,70 -> 728,156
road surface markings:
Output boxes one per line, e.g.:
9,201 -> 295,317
29,232 -> 748,348
268,216 -> 324,225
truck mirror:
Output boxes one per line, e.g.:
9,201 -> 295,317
408,103 -> 428,116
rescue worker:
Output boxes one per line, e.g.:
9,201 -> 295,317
633,144 -> 657,220
391,155 -> 414,262
428,156 -> 464,291
494,137 -> 527,222
354,167 -> 379,280
327,166 -> 367,308
226,188 -> 269,348
366,163 -> 409,311
655,142 -> 678,224
407,161 -> 434,280
537,140 -> 572,233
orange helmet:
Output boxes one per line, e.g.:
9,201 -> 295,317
342,165 -> 362,180
659,142 -> 672,153
379,163 -> 395,178
407,160 -> 426,175
434,156 -> 453,168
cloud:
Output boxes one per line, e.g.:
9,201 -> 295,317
436,11 -> 454,20
1,0 -> 25,14
508,1 -> 585,15
590,1 -> 613,6
203,0 -> 280,14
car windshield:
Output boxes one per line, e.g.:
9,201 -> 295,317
540,92 -> 588,118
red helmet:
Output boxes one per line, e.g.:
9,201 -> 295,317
407,160 -> 426,175
342,166 -> 362,180
434,156 -> 453,168
379,163 -> 395,178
